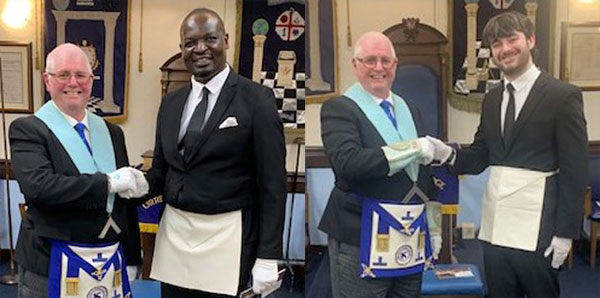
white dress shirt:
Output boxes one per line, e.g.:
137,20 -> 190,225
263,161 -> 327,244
501,65 -> 541,133
178,65 -> 230,143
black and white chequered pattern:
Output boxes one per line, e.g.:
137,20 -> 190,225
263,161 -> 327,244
86,96 -> 103,114
261,71 -> 305,129
453,41 -> 502,95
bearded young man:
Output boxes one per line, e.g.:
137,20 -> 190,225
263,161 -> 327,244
427,11 -> 588,298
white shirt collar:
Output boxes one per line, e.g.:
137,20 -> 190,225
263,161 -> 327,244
190,65 -> 230,96
51,101 -> 89,129
369,92 -> 393,107
504,64 -> 540,93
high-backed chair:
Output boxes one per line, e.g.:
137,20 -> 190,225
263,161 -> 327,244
384,18 -> 453,263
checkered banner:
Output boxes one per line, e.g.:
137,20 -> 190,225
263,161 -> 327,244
236,0 -> 305,129
44,0 -> 130,120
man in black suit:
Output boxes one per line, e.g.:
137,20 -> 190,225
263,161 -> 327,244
10,43 -> 147,298
319,31 -> 441,298
145,8 -> 286,297
427,12 -> 588,297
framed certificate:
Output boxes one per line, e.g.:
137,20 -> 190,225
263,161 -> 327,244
0,42 -> 33,113
560,22 -> 600,91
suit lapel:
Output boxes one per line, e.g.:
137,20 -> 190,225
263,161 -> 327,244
165,85 -> 191,168
487,86 -> 504,152
184,72 -> 238,163
504,72 -> 549,152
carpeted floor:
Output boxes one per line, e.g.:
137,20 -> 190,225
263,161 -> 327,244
306,239 -> 600,298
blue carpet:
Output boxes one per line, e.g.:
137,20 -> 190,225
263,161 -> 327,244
306,239 -> 600,297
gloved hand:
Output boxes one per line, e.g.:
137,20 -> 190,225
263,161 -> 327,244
251,258 -> 278,294
416,137 -> 434,165
431,235 -> 442,260
543,236 -> 572,269
118,168 -> 149,198
425,136 -> 453,164
107,167 -> 136,194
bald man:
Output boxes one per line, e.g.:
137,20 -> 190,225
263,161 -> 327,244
144,8 -> 286,297
10,43 -> 147,298
318,31 -> 442,297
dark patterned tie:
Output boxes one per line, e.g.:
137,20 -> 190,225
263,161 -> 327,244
504,83 -> 516,146
178,87 -> 209,153
74,122 -> 92,155
380,100 -> 397,129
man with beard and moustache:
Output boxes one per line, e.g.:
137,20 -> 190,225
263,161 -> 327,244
144,8 -> 286,298
426,11 -> 587,297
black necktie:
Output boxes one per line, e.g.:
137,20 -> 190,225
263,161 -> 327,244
178,87 -> 209,153
504,83 -> 515,145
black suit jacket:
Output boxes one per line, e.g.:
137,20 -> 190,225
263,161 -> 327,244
453,71 -> 588,250
9,116 -> 141,276
146,70 -> 286,260
318,95 -> 436,247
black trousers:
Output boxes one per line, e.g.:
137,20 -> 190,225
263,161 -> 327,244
482,241 -> 559,298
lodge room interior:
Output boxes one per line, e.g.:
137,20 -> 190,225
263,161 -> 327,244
0,0 -> 598,297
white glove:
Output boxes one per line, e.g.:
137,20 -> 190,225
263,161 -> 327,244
543,236 -> 572,269
107,167 -> 136,194
251,258 -> 278,294
425,136 -> 453,164
416,137 -> 434,165
119,168 -> 149,198
431,235 -> 442,260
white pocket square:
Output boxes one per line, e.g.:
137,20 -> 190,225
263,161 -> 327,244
218,117 -> 239,129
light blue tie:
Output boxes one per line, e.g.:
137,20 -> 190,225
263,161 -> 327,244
380,100 -> 397,129
74,122 -> 92,155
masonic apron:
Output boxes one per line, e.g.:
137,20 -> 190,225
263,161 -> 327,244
150,205 -> 242,296
479,166 -> 557,251
35,102 -> 131,298
344,84 -> 434,278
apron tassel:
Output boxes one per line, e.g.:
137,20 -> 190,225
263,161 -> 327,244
65,278 -> 79,296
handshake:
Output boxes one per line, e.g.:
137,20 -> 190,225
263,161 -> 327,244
106,167 -> 149,199
416,136 -> 454,166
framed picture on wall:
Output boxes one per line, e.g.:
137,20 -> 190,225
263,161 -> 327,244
0,42 -> 33,113
560,22 -> 600,91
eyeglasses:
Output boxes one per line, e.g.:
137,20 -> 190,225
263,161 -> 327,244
354,56 -> 397,69
47,72 -> 93,84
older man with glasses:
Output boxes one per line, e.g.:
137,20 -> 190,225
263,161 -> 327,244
318,31 -> 442,298
9,43 -> 147,298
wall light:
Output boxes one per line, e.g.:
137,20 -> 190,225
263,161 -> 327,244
2,0 -> 32,29
578,0 -> 598,4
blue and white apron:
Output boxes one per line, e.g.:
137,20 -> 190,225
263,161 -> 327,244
359,198 -> 433,278
48,241 -> 132,298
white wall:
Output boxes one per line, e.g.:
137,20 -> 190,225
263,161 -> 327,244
306,0 -> 600,146
0,0 -> 303,172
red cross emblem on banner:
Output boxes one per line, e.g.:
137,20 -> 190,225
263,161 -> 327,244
275,7 -> 305,42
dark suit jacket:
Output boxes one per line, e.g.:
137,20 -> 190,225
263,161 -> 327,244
319,95 -> 436,247
146,70 -> 286,261
453,71 -> 588,251
9,115 -> 142,276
